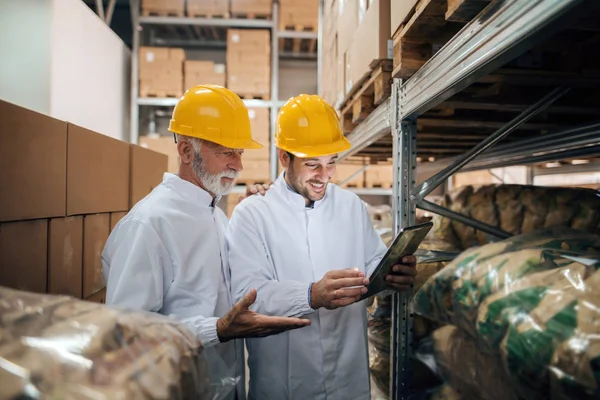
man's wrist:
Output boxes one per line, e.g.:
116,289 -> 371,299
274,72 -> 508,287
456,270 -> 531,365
308,282 -> 317,309
216,318 -> 229,343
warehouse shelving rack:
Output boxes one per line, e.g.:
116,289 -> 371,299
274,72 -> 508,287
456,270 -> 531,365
337,0 -> 600,398
128,0 -> 322,181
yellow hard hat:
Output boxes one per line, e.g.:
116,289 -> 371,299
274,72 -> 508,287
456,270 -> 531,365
169,85 -> 263,149
274,94 -> 351,158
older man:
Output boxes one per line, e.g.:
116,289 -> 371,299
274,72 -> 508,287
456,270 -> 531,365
226,94 -> 417,400
101,85 -> 310,400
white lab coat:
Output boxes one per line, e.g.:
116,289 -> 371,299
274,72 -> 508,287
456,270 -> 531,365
101,172 -> 245,400
226,174 -> 387,400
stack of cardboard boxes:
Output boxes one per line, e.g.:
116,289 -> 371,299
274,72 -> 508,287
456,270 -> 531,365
184,61 -> 226,90
230,0 -> 273,18
0,100 -> 167,303
226,29 -> 271,99
320,0 -> 394,108
186,0 -> 230,17
139,47 -> 185,98
237,108 -> 271,184
279,0 -> 319,28
141,0 -> 185,16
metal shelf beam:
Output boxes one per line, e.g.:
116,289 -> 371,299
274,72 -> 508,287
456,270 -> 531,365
139,15 -> 274,29
136,97 -> 284,108
277,31 -> 318,39
338,98 -> 392,161
399,0 -> 585,121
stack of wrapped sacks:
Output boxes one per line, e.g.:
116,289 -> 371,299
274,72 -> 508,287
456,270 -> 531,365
414,227 -> 600,399
0,286 -> 237,400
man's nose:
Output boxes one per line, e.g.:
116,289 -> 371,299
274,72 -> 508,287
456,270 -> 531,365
228,152 -> 243,172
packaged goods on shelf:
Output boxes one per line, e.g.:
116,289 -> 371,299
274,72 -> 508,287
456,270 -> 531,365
184,61 -> 225,90
230,0 -> 272,19
186,0 -> 229,17
139,47 -> 185,98
226,30 -> 271,99
279,0 -> 318,29
0,286 -> 237,400
141,0 -> 185,17
432,184 -> 600,250
365,163 -> 393,188
414,227 -> 600,400
139,135 -> 180,174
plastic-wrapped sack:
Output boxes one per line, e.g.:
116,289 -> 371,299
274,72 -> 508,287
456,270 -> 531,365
0,286 -> 238,400
414,227 -> 600,399
432,185 -> 600,250
432,325 -> 517,400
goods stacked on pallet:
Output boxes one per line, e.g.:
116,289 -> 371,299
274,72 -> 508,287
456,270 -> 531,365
230,0 -> 273,18
279,0 -> 318,54
0,286 -> 220,399
139,47 -> 185,98
0,100 -> 167,303
236,108 -> 272,184
184,60 -> 226,90
141,0 -> 185,16
187,0 -> 230,17
226,29 -> 272,99
332,160 -> 394,189
367,184 -> 600,397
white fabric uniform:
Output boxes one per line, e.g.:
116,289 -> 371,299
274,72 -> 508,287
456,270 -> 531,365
226,174 -> 387,400
101,172 -> 245,400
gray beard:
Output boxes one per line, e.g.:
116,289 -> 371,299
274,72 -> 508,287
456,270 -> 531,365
192,151 -> 238,196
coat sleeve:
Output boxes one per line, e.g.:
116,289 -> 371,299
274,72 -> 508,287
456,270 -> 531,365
226,205 -> 315,318
101,218 -> 220,346
361,202 -> 388,276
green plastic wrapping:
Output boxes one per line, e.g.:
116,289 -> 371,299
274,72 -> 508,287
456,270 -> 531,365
414,227 -> 600,399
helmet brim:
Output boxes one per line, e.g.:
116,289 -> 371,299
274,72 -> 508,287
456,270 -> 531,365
277,136 -> 351,158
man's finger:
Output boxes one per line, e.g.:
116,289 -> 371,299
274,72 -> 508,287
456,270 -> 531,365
237,289 -> 258,310
391,265 -> 417,276
327,269 -> 365,280
331,296 -> 360,308
333,287 -> 366,299
257,315 -> 311,329
387,283 -> 412,292
331,277 -> 369,289
402,255 -> 417,265
257,186 -> 266,195
386,275 -> 414,285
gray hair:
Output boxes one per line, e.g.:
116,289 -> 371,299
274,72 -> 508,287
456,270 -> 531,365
175,134 -> 203,153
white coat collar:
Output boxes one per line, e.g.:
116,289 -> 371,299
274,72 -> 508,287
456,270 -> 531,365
162,173 -> 220,207
274,172 -> 330,210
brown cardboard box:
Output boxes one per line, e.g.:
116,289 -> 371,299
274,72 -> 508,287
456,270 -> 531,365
0,219 -> 48,293
0,100 -> 67,222
280,0 -> 318,28
48,217 -> 83,298
237,157 -> 270,183
333,162 -> 366,187
345,0 -> 392,94
67,123 -> 130,216
139,47 -> 185,97
141,0 -> 185,16
247,108 -> 270,143
391,0 -> 418,36
130,144 -> 168,208
139,135 -> 180,174
227,30 -> 271,97
110,212 -> 128,232
337,0 -> 359,54
230,0 -> 272,17
83,214 -> 109,298
365,163 -> 393,187
184,61 -> 226,89
187,0 -> 230,17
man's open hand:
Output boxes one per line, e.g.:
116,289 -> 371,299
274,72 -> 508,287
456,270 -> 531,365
217,289 -> 310,342
310,268 -> 369,310
238,182 -> 273,203
385,255 -> 417,291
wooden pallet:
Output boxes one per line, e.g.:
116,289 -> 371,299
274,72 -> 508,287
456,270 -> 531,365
279,25 -> 318,54
142,8 -> 185,17
230,12 -> 271,20
140,89 -> 183,98
338,59 -> 393,132
187,12 -> 230,19
365,181 -> 393,189
392,0 -> 491,79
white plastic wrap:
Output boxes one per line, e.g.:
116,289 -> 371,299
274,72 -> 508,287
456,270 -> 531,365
0,287 -> 238,400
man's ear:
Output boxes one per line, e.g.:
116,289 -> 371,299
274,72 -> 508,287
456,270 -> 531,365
177,139 -> 194,164
278,149 -> 290,169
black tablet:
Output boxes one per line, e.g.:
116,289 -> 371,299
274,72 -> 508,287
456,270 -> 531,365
360,221 -> 433,300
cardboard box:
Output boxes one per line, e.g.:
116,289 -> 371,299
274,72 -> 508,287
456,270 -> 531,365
391,0 -> 419,36
85,287 -> 106,304
365,163 -> 393,187
48,217 -> 83,298
0,219 -> 48,294
280,0 -> 318,28
139,135 -> 180,174
337,0 -> 359,54
227,30 -> 271,97
184,61 -> 226,89
139,47 -> 185,97
230,0 -> 272,17
237,157 -> 270,183
248,108 -> 270,144
110,212 -> 128,232
67,123 -> 130,216
187,0 -> 229,16
345,0 -> 392,94
141,0 -> 185,16
333,163 -> 366,187
0,100 -> 67,222
130,144 -> 169,208
83,214 -> 110,298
